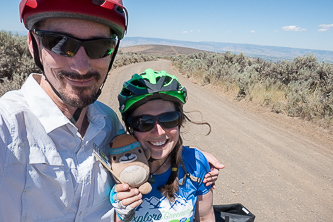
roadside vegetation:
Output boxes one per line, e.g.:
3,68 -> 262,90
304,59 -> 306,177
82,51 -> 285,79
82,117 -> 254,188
170,52 -> 333,130
1,31 -> 332,130
0,31 -> 38,94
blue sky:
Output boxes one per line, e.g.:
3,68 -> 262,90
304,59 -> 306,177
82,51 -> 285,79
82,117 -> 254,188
2,0 -> 332,51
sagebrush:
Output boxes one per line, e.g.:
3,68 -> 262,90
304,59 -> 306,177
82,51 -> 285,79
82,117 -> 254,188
170,52 -> 333,129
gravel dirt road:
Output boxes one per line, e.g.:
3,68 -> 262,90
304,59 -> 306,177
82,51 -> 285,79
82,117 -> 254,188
98,59 -> 333,222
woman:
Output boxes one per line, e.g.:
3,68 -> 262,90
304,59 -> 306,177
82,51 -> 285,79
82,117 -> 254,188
113,69 -> 215,221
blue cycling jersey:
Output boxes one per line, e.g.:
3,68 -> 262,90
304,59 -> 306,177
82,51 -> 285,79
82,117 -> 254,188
131,146 -> 211,222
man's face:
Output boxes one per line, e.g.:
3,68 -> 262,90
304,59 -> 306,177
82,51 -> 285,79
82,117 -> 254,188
35,18 -> 113,108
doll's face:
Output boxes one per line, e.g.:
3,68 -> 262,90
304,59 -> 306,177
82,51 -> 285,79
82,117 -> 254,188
110,142 -> 150,187
111,146 -> 145,164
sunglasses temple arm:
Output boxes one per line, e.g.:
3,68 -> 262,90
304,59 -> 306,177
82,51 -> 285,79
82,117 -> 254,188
107,39 -> 120,74
30,31 -> 44,73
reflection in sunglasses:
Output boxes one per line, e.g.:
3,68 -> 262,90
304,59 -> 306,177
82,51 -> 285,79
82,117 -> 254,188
128,111 -> 181,132
34,29 -> 117,59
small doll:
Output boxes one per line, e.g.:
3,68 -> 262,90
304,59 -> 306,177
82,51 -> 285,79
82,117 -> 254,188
109,133 -> 152,194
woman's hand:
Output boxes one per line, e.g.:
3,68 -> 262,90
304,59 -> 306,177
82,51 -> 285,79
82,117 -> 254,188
200,150 -> 225,189
111,183 -> 143,221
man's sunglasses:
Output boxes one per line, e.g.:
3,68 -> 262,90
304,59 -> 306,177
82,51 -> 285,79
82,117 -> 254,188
33,29 -> 117,59
128,111 -> 182,132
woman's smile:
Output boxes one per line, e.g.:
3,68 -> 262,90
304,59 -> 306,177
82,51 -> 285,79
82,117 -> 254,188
149,140 -> 167,146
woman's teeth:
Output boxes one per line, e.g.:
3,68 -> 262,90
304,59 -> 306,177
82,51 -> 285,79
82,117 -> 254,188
150,140 -> 166,146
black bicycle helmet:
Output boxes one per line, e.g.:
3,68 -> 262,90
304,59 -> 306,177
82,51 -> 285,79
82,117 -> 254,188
118,69 -> 187,121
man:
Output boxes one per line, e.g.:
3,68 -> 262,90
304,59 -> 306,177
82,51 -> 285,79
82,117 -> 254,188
0,0 -> 223,221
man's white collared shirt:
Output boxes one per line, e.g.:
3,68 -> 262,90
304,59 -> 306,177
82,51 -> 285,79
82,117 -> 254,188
0,74 -> 121,221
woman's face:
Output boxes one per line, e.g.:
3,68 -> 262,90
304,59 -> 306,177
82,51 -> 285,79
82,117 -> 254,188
132,100 -> 180,160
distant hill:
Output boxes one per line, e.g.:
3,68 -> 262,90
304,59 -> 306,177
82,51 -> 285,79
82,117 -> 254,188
120,37 -> 333,63
119,44 -> 207,56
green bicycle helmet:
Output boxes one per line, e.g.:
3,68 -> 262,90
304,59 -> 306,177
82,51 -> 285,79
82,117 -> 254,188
118,69 -> 187,121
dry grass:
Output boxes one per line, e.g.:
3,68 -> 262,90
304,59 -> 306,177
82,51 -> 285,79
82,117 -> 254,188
250,83 -> 287,105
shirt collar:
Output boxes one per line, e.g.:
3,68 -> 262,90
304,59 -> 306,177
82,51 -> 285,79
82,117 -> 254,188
21,74 -> 107,134
21,74 -> 69,133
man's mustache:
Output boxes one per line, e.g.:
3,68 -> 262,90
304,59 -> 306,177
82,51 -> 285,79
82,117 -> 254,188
58,71 -> 101,81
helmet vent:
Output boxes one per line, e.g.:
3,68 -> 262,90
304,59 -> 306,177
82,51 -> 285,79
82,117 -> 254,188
116,5 -> 124,13
92,0 -> 105,5
120,88 -> 132,97
163,76 -> 173,85
131,79 -> 146,88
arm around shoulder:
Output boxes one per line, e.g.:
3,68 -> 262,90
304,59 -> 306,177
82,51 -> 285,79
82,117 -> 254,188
190,147 -> 224,188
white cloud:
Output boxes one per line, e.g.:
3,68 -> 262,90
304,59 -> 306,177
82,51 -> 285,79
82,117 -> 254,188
282,25 -> 307,32
250,30 -> 255,33
318,24 -> 333,32
181,30 -> 200,34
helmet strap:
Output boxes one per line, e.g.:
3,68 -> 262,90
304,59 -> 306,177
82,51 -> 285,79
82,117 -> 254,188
149,157 -> 157,162
107,39 -> 120,75
148,152 -> 171,163
91,39 -> 120,103
69,107 -> 83,125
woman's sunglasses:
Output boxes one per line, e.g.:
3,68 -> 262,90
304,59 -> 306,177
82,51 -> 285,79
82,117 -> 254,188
33,29 -> 117,59
128,111 -> 181,132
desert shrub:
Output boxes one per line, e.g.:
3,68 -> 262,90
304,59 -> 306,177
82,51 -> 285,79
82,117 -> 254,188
283,56 -> 332,122
172,51 -> 333,129
0,31 -> 38,78
0,31 -> 39,96
113,51 -> 157,68
0,74 -> 27,96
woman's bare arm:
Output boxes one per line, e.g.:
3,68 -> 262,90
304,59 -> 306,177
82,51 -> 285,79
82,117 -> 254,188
195,189 -> 215,221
